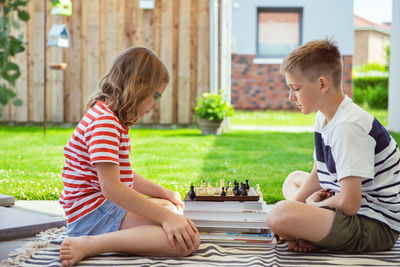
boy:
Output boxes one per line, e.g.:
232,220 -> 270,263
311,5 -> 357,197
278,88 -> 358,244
266,38 -> 400,253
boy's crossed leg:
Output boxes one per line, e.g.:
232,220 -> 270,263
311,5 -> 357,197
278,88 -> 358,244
267,200 -> 335,252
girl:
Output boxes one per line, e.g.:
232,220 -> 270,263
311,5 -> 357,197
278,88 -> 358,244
59,47 -> 200,266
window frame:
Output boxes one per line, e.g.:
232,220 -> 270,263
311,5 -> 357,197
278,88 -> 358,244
256,7 -> 303,58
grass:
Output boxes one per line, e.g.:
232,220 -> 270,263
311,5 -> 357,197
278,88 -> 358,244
231,107 -> 388,127
0,126 -> 316,203
0,108 -> 394,204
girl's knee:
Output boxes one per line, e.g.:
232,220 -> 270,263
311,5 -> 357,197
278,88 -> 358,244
173,231 -> 200,257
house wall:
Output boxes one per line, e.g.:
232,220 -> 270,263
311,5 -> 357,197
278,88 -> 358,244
231,0 -> 354,110
354,30 -> 390,66
367,31 -> 391,65
354,30 -> 369,65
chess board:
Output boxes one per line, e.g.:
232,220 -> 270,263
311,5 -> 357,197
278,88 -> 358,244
184,187 -> 260,201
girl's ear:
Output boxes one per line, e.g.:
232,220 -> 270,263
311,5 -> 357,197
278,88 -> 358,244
319,76 -> 329,93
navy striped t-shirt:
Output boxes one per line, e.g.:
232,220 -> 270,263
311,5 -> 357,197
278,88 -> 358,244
314,95 -> 400,233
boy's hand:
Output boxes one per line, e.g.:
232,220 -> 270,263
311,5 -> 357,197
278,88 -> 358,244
306,189 -> 332,206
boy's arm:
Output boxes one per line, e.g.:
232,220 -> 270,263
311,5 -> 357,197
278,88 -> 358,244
293,161 -> 322,202
306,176 -> 362,216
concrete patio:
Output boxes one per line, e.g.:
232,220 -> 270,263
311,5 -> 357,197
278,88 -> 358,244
0,194 -> 66,261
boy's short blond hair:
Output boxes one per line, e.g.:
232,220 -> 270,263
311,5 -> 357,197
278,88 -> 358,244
281,38 -> 343,89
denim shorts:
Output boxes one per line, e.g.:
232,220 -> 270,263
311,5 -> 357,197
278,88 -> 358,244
66,200 -> 127,237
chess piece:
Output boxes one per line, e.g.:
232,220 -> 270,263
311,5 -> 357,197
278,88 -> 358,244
220,186 -> 226,196
214,181 -> 220,195
239,183 -> 247,196
227,186 -> 233,196
256,184 -> 263,199
234,183 -> 240,196
245,179 -> 250,191
226,181 -> 231,191
189,183 -> 196,200
207,182 -> 213,195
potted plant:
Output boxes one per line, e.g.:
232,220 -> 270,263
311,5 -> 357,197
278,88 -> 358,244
194,90 -> 234,135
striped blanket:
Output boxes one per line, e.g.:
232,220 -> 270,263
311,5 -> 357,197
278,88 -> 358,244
3,228 -> 400,267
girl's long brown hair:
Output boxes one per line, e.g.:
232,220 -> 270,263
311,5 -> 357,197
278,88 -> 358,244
88,47 -> 169,126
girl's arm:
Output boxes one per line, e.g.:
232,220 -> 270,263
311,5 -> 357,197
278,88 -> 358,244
132,171 -> 183,209
95,162 -> 197,251
306,176 -> 362,216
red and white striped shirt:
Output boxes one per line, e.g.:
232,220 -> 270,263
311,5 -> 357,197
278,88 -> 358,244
59,101 -> 133,224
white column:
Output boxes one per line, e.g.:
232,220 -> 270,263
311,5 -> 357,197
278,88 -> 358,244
388,0 -> 400,132
220,0 -> 232,127
220,0 -> 232,100
209,0 -> 219,94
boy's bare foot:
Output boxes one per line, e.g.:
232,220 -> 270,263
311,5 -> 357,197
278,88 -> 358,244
59,236 -> 91,266
288,239 -> 318,253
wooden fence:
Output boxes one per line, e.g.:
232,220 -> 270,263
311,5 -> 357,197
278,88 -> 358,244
1,0 -> 217,124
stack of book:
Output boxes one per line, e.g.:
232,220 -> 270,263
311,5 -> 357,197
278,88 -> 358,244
183,198 -> 275,247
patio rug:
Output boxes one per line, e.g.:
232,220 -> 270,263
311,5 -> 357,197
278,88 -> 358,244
2,227 -> 400,267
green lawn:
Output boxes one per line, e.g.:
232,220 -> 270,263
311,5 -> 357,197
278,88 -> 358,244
0,126 -> 316,203
0,108 -> 395,204
231,108 -> 388,127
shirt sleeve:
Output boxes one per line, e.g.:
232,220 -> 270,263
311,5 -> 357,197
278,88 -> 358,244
331,122 -> 375,180
85,115 -> 121,165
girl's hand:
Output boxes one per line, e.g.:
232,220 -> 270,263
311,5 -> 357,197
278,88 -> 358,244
306,189 -> 332,206
161,213 -> 198,252
164,189 -> 184,209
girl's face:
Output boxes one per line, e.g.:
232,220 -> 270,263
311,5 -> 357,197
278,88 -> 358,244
137,83 -> 168,118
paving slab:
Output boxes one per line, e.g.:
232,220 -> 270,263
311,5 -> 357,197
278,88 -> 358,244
0,206 -> 66,241
0,194 -> 15,207
0,236 -> 37,262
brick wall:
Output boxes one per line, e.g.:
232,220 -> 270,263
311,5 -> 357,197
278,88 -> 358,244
231,54 -> 353,110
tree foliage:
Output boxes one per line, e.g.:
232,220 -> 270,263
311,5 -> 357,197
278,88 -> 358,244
0,0 -> 30,118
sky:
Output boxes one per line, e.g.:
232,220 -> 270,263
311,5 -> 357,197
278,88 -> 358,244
354,0 -> 393,24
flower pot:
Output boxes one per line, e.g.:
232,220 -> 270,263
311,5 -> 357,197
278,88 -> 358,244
198,118 -> 223,135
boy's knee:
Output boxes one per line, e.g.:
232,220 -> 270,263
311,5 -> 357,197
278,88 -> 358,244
267,200 -> 295,231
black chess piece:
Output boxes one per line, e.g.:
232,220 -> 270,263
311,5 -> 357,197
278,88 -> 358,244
226,181 -> 230,191
189,183 -> 196,200
238,183 -> 247,196
233,183 -> 240,196
245,179 -> 250,191
220,186 -> 226,196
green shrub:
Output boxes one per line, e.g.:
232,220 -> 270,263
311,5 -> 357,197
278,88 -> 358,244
366,85 -> 388,109
353,87 -> 367,105
354,62 -> 387,73
353,76 -> 388,91
194,90 -> 234,121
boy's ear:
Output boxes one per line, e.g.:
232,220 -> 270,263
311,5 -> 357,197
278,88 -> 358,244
318,76 -> 329,93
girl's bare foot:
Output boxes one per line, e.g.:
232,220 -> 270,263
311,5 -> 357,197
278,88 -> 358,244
59,236 -> 92,266
288,239 -> 318,253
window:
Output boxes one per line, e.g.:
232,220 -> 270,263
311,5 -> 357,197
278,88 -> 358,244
257,8 -> 302,58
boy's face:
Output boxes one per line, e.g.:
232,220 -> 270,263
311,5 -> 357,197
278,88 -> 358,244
285,71 -> 323,115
